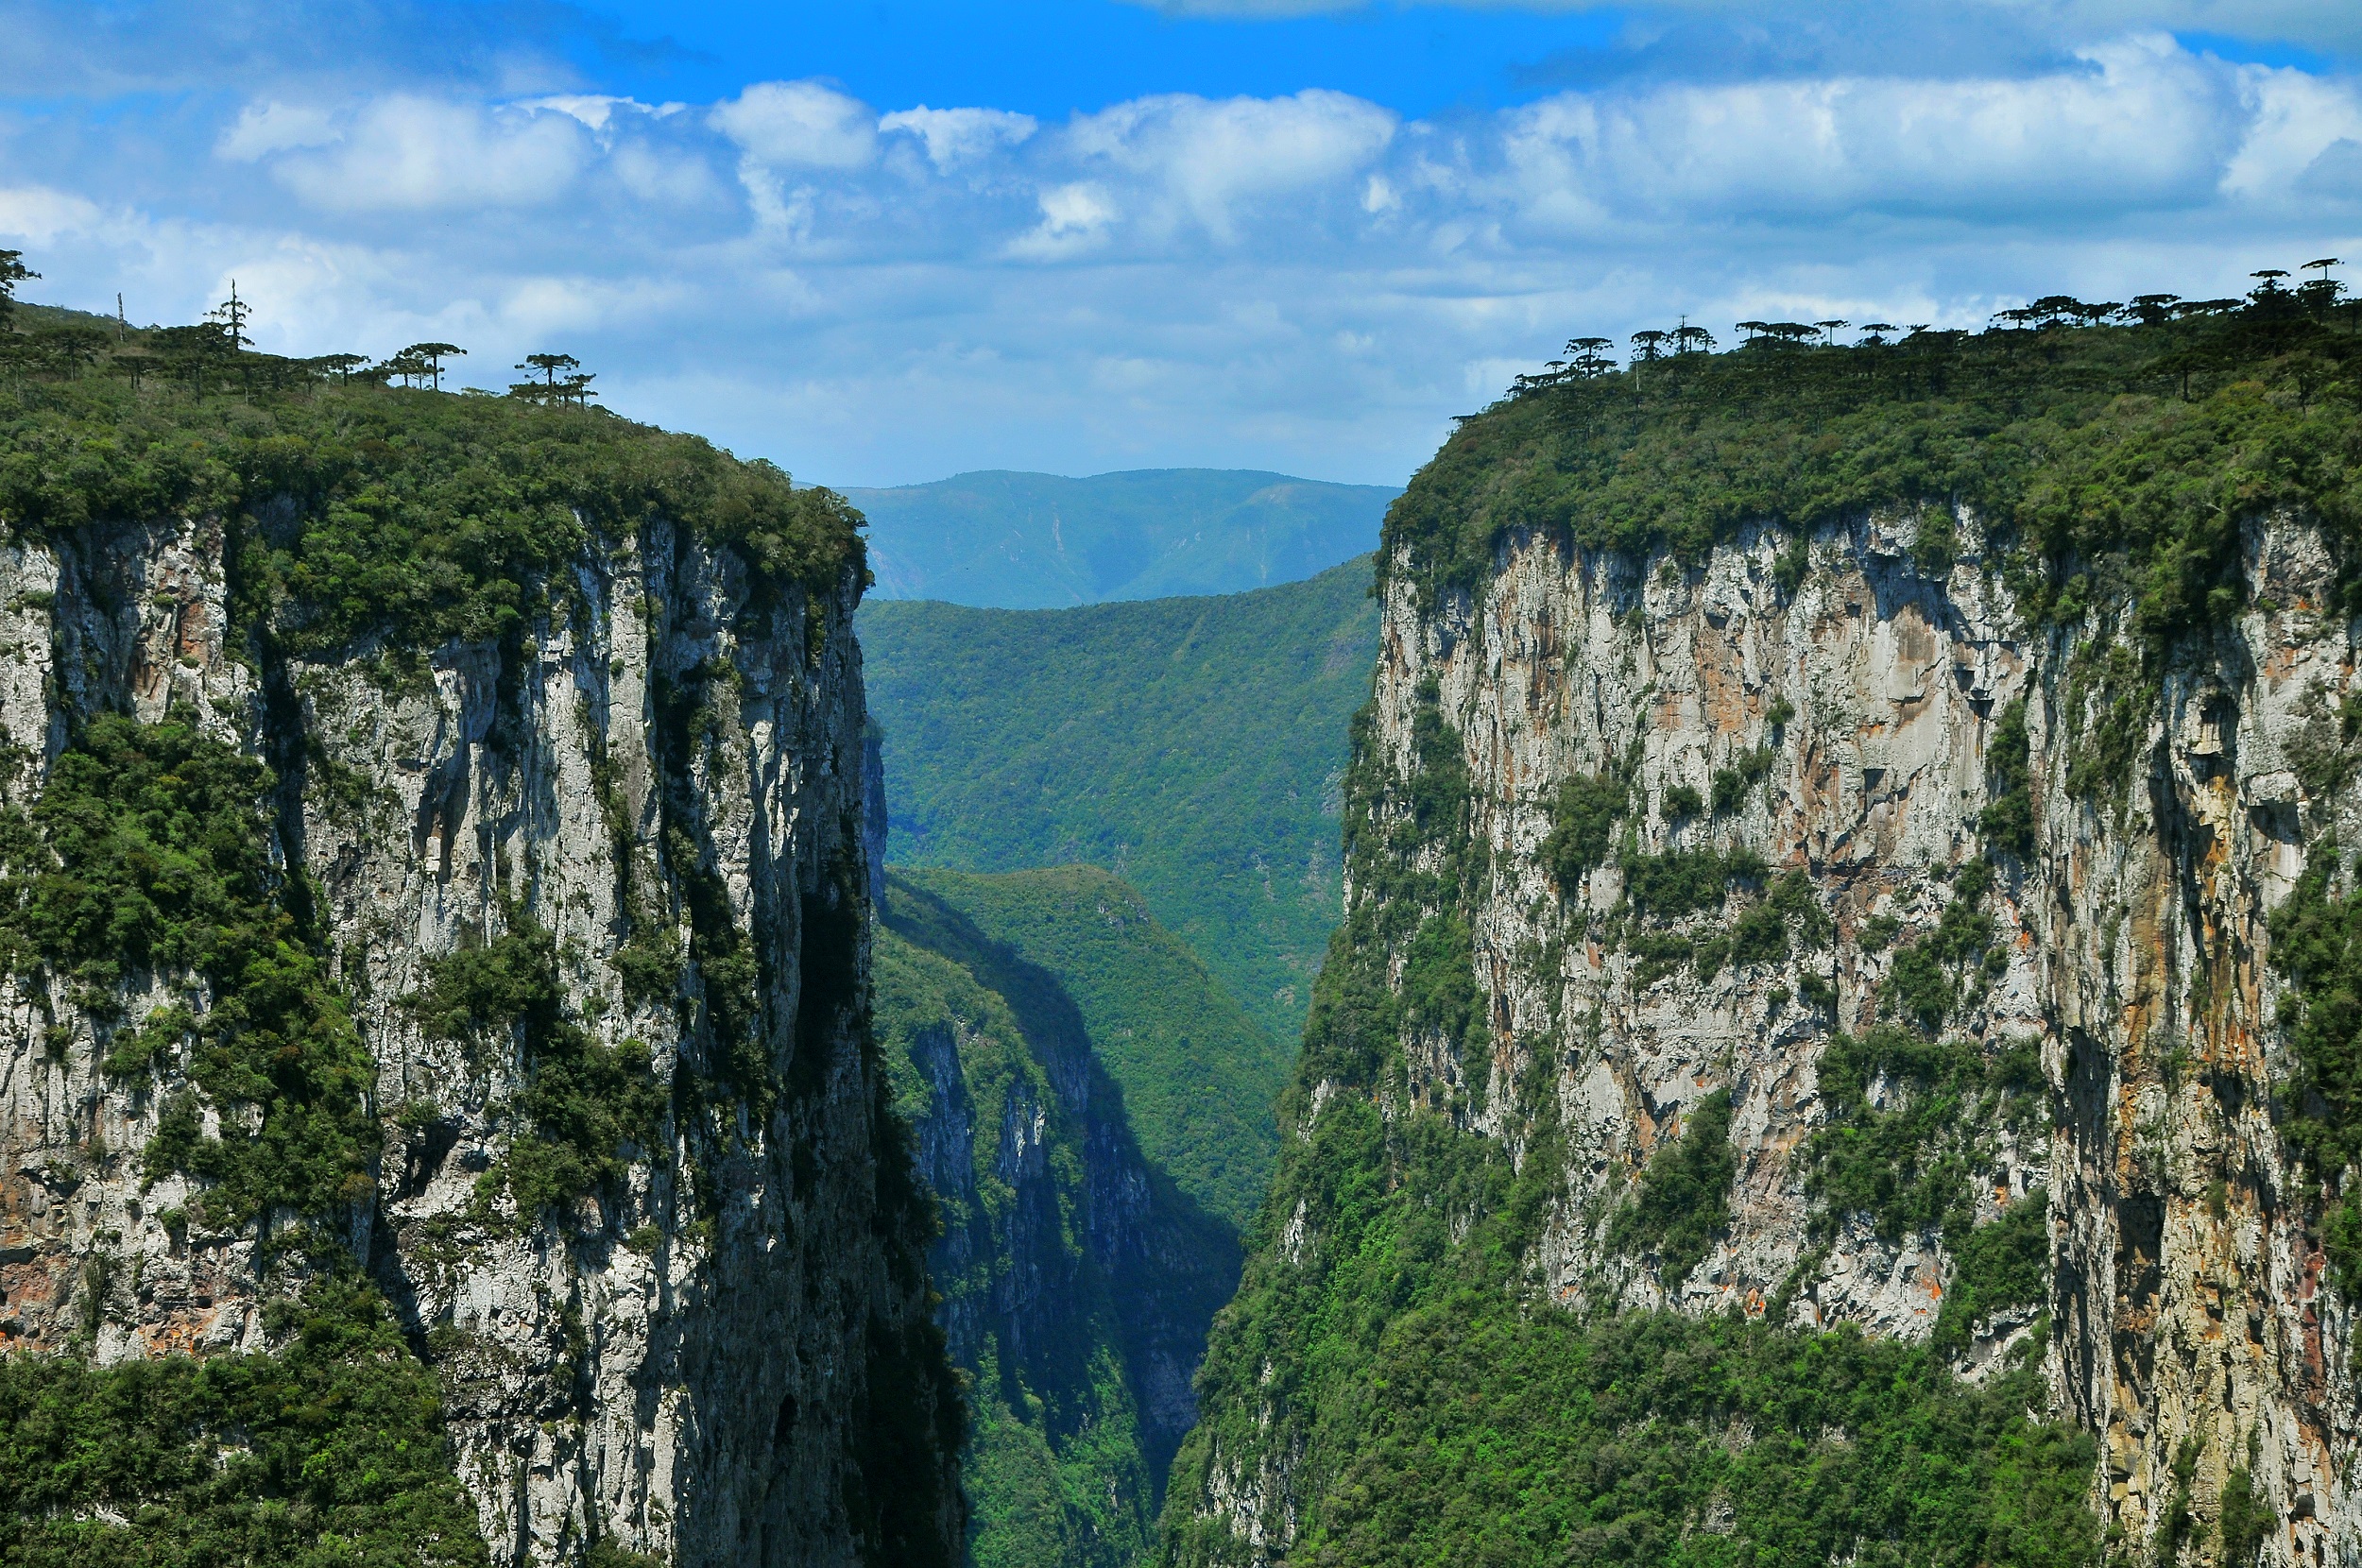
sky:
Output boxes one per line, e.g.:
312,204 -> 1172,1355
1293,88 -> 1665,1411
3,2 -> 2361,488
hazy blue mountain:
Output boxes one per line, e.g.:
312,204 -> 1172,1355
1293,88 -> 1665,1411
845,468 -> 1397,608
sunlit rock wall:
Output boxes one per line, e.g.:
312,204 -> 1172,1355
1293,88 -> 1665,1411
1328,510 -> 2353,1565
0,514 -> 957,1567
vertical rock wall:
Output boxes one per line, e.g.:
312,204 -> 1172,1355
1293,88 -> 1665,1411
1207,510 -> 2356,1565
0,514 -> 958,1566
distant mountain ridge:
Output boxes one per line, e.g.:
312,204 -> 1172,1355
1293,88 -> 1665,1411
845,468 -> 1398,608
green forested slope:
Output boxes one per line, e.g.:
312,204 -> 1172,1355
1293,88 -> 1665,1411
895,865 -> 1289,1230
876,870 -> 1241,1568
847,469 -> 1395,607
861,556 -> 1378,1045
1166,294 -> 2362,1566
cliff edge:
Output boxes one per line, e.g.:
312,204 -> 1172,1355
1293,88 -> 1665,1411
0,380 -> 962,1566
1170,301 -> 2362,1567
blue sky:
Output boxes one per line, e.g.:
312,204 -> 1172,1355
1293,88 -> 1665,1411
4,1 -> 2362,487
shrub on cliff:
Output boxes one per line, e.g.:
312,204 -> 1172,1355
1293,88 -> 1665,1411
0,711 -> 377,1234
411,920 -> 665,1224
2268,845 -> 2362,1292
1382,294 -> 2362,653
1604,1087 -> 1736,1288
0,366 -> 864,660
0,1273 -> 487,1567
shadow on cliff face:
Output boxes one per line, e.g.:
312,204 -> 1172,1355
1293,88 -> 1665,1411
881,871 -> 1241,1498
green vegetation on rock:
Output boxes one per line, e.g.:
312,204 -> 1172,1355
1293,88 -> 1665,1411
2268,844 -> 2362,1292
1383,295 -> 2362,649
1806,1026 -> 2043,1247
1540,765 -> 1632,886
876,870 -> 1240,1568
1285,1304 -> 2095,1568
892,863 -> 1288,1229
862,555 -> 1378,1043
0,712 -> 375,1235
1882,862 -> 2002,1034
1605,1088 -> 1736,1288
410,920 -> 665,1223
1,354 -> 863,661
0,1275 -> 486,1568
1977,697 -> 2037,858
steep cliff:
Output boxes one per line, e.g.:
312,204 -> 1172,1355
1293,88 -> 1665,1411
1169,299 -> 2362,1566
874,866 -> 1241,1567
0,376 -> 962,1564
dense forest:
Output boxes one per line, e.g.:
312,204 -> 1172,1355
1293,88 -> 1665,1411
862,557 -> 1378,1045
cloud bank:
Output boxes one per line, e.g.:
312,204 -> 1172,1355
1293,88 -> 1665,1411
3,23 -> 2360,486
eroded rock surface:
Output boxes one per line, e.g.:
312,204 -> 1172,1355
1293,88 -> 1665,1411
1208,510 -> 2358,1565
0,515 -> 954,1567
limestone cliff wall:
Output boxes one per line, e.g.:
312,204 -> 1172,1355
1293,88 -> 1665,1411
1329,512 -> 2354,1565
0,515 -> 955,1566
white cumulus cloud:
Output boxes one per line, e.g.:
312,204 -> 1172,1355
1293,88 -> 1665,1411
0,184 -> 106,245
881,106 -> 1039,172
710,80 -> 879,170
216,102 -> 340,162
1498,34 -> 2251,234
260,97 -> 591,213
1064,90 -> 1398,240
1007,181 -> 1122,257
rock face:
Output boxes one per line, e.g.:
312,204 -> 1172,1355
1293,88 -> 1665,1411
0,515 -> 958,1566
873,868 -> 1241,1566
1186,510 -> 2360,1565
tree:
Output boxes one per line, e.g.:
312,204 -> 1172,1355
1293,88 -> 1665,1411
1566,337 -> 1615,377
401,342 -> 465,390
2299,259 -> 2344,318
1857,322 -> 1897,344
1673,323 -> 1716,354
2127,293 -> 2180,326
111,353 -> 163,390
2026,295 -> 2088,326
32,324 -> 109,376
206,281 -> 253,351
311,352 -> 371,385
0,248 -> 35,328
511,351 -> 580,402
379,348 -> 432,388
1629,329 -> 1669,362
559,371 -> 598,408
1812,318 -> 1849,347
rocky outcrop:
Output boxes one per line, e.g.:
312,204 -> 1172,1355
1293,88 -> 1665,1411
1192,508 -> 2359,1565
875,870 -> 1241,1564
0,513 -> 958,1566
